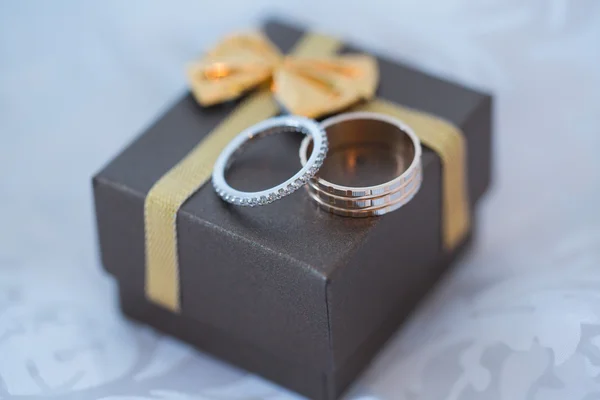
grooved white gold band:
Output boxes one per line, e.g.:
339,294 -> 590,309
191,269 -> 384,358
300,112 -> 423,217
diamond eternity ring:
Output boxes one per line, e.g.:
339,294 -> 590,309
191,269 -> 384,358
212,115 -> 328,206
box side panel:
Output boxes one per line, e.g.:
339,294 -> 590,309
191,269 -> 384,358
119,285 -> 331,400
329,231 -> 474,398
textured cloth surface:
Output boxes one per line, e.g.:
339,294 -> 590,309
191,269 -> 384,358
1,1 -> 600,399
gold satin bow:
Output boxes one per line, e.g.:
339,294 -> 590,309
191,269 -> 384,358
186,32 -> 379,118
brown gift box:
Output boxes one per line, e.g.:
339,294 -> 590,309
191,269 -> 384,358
93,18 -> 493,400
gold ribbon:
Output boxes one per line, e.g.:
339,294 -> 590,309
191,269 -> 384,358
145,32 -> 470,313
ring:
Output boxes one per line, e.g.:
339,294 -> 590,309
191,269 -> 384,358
212,115 -> 328,206
299,111 -> 422,217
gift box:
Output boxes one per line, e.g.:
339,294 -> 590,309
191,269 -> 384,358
93,18 -> 492,400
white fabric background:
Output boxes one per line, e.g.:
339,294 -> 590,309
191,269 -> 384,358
1,1 -> 600,399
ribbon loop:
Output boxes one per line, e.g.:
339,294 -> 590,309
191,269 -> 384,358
187,33 -> 379,118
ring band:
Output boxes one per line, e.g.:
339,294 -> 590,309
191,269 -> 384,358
299,112 -> 422,216
212,116 -> 328,206
306,167 -> 422,209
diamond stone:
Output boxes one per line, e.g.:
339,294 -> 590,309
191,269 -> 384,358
259,196 -> 268,205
